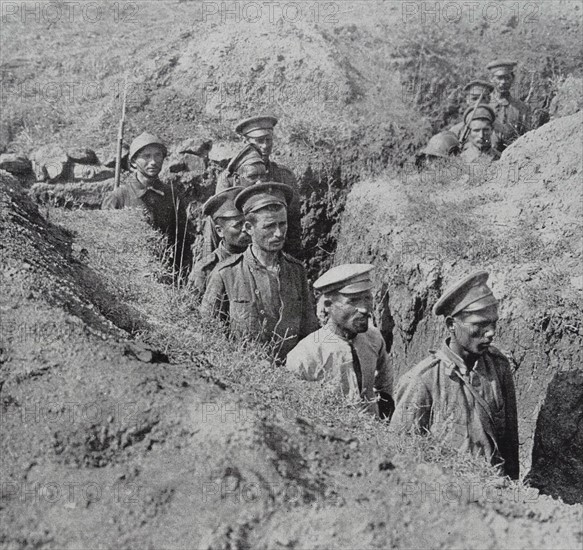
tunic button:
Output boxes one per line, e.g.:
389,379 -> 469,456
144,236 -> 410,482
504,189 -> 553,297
255,290 -> 260,295
260,310 -> 265,315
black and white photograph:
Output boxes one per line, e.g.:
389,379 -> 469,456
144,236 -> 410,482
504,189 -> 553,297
1,0 -> 582,548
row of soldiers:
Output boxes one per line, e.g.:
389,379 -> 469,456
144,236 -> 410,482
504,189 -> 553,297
101,71 -> 524,478
416,59 -> 531,167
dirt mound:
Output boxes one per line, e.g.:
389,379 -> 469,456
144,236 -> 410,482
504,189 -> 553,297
335,111 -> 583,503
3,168 -> 582,548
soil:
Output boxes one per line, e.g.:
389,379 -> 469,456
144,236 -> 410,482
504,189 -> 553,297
335,111 -> 583,505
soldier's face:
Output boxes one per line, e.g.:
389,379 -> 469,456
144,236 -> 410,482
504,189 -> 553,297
235,163 -> 268,186
492,72 -> 514,94
246,207 -> 287,252
468,120 -> 492,150
246,134 -> 273,160
216,216 -> 250,249
450,305 -> 499,356
132,145 -> 165,177
466,88 -> 491,105
328,291 -> 373,336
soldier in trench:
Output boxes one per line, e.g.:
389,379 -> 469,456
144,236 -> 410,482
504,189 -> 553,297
286,263 -> 394,419
391,271 -> 519,479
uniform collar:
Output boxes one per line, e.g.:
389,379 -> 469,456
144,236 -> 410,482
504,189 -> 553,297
245,246 -> 281,271
325,321 -> 357,342
440,339 -> 480,377
492,91 -> 511,105
129,174 -> 165,198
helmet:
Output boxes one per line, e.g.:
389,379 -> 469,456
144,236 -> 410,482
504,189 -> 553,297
128,132 -> 168,162
418,131 -> 460,158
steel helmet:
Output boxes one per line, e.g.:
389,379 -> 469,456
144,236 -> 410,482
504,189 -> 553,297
418,131 -> 460,158
128,132 -> 168,162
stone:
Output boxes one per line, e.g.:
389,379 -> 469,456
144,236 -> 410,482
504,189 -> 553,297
70,163 -> 115,182
31,145 -> 69,182
67,148 -> 99,164
0,153 -> 32,175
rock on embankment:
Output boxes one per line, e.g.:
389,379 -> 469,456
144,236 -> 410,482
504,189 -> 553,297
334,111 -> 583,503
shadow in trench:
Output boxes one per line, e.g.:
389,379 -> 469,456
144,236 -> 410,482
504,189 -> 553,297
526,369 -> 583,504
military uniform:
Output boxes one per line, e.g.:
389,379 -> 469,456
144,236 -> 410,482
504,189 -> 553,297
287,324 -> 392,417
235,115 -> 303,258
201,247 -> 318,358
189,187 -> 247,296
287,263 -> 393,417
201,182 -> 318,358
486,60 -> 531,151
190,239 -> 234,296
102,134 -> 186,244
392,341 -> 518,478
460,144 -> 501,164
391,271 -> 519,478
489,92 -> 531,150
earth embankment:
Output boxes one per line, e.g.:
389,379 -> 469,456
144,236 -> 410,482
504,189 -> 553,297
2,170 -> 582,547
335,111 -> 583,503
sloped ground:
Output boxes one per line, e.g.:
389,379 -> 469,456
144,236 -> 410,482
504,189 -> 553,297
335,111 -> 583,504
1,174 -> 582,548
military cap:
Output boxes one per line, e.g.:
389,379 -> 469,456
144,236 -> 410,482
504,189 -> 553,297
235,115 -> 278,138
463,80 -> 494,93
486,60 -> 517,75
314,264 -> 375,295
234,181 -> 293,215
129,132 -> 167,161
463,104 -> 496,125
433,270 -> 499,317
226,144 -> 265,175
202,187 -> 244,220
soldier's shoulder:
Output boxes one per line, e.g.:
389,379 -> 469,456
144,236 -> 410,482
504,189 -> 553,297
487,345 -> 512,368
198,250 -> 221,270
405,353 -> 442,379
281,251 -> 304,267
215,252 -> 245,270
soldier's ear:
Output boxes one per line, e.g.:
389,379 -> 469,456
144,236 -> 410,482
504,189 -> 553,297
243,220 -> 253,234
445,316 -> 456,332
214,222 -> 225,239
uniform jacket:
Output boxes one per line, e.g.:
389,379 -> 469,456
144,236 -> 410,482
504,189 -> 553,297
286,324 -> 393,417
189,240 -> 233,296
489,92 -> 531,150
460,143 -> 501,165
201,247 -> 319,358
101,174 -> 179,234
392,340 -> 519,478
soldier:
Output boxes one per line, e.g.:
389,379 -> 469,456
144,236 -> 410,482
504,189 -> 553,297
287,264 -> 394,419
459,105 -> 501,165
415,131 -> 460,169
200,145 -> 266,261
235,116 -> 302,256
188,187 -> 250,297
449,80 -> 497,141
201,182 -> 318,359
102,132 -> 190,273
215,144 -> 267,193
391,271 -> 519,479
487,60 -> 531,151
